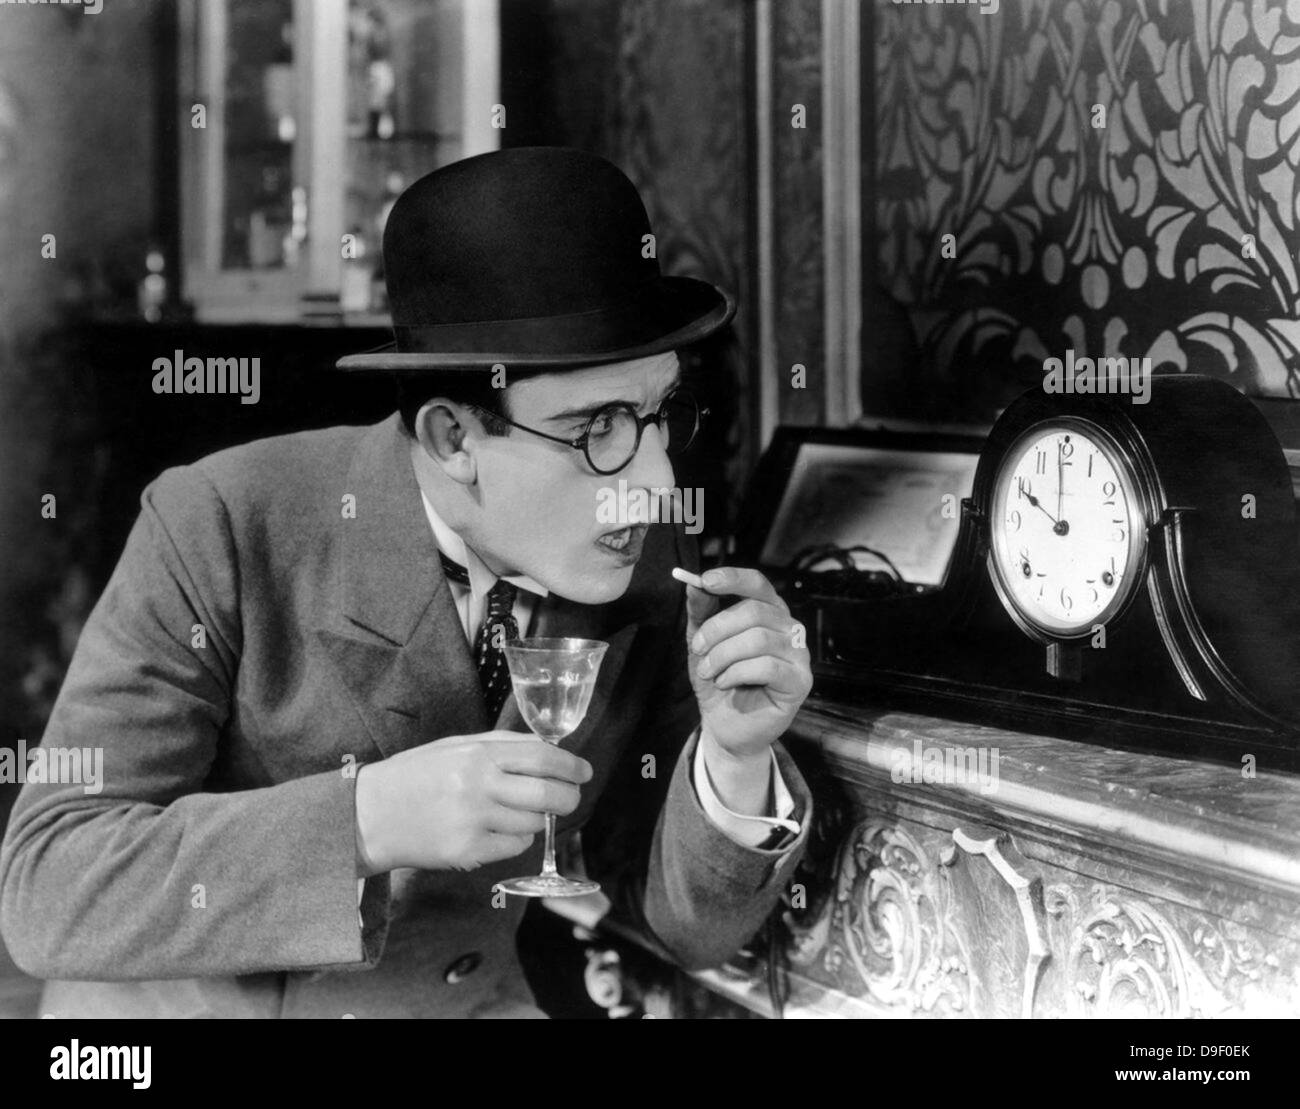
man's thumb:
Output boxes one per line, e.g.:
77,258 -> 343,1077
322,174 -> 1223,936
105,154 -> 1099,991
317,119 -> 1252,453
684,582 -> 720,637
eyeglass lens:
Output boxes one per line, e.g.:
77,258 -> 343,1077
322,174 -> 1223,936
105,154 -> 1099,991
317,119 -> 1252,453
585,392 -> 701,473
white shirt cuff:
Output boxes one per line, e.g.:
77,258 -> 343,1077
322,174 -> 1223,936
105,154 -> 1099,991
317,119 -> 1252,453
692,726 -> 801,848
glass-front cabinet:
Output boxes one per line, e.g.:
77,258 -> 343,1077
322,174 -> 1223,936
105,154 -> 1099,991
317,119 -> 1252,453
179,0 -> 499,323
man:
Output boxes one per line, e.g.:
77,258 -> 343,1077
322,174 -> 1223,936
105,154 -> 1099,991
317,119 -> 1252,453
0,147 -> 813,1018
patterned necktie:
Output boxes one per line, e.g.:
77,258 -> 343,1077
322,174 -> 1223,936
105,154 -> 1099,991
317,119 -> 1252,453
438,550 -> 520,719
472,579 -> 519,720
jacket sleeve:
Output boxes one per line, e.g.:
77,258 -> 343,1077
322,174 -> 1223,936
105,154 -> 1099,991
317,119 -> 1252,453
0,466 -> 388,981
582,526 -> 812,972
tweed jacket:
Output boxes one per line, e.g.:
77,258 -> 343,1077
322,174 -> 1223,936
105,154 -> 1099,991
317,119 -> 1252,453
0,414 -> 810,1017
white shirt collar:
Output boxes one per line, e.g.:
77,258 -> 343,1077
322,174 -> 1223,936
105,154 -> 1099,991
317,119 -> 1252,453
420,490 -> 548,600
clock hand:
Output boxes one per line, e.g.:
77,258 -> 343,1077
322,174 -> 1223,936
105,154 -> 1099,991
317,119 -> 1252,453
1057,443 -> 1065,521
1018,479 -> 1070,536
1019,484 -> 1058,522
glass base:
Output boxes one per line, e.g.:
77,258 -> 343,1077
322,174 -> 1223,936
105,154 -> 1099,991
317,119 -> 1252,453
493,874 -> 601,899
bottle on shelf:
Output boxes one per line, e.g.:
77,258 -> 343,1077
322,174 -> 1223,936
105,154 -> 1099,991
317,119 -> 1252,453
263,21 -> 296,143
138,246 -> 168,323
365,5 -> 397,140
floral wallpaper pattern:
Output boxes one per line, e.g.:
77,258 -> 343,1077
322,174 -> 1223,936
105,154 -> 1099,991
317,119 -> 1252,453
772,0 -> 826,428
598,0 -> 756,536
874,0 -> 1300,420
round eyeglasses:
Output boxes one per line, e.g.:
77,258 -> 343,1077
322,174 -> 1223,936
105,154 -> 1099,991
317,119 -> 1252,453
472,387 -> 708,475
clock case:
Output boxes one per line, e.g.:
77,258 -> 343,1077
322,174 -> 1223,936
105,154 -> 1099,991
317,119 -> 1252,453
754,376 -> 1300,763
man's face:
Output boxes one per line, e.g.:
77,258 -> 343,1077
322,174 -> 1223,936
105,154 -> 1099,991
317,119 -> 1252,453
463,355 -> 681,605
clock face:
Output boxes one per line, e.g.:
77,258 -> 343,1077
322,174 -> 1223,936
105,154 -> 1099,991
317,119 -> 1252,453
988,420 -> 1148,638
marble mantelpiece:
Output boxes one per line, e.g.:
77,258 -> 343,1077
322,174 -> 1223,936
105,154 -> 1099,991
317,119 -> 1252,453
769,700 -> 1300,1018
550,697 -> 1300,1018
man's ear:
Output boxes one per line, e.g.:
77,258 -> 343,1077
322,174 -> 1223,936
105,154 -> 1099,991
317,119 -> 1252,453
413,399 -> 478,485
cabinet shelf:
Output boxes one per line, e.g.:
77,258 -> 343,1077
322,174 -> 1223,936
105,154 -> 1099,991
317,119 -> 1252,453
347,131 -> 459,145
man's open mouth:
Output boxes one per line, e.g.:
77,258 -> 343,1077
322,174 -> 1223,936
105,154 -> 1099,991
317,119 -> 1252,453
596,525 -> 647,555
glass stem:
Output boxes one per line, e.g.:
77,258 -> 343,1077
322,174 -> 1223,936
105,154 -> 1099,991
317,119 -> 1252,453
541,813 -> 559,877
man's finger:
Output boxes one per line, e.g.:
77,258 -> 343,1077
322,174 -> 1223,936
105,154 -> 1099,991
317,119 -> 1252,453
480,729 -> 565,745
711,655 -> 806,696
430,729 -> 539,749
684,581 -> 722,639
478,832 -> 536,865
485,738 -> 593,783
489,773 -> 582,817
697,626 -> 795,681
692,600 -> 798,657
696,566 -> 787,609
483,806 -> 549,836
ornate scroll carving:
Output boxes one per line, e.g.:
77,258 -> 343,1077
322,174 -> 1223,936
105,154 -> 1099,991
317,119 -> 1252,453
786,820 -> 973,1015
1047,884 -> 1223,1017
783,811 -> 1299,1017
1045,884 -> 1300,1018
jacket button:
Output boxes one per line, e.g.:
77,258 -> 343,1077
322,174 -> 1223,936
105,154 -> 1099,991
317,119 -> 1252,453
444,952 -> 483,984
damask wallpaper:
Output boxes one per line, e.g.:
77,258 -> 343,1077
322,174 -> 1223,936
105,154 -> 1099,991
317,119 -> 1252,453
504,0 -> 758,540
773,0 -> 827,428
871,0 -> 1300,423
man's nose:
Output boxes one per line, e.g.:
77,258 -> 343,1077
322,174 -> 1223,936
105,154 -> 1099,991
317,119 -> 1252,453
621,422 -> 675,493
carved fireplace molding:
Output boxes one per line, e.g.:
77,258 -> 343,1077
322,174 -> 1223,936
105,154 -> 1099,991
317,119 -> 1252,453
782,815 -> 1300,1018
786,820 -> 974,1015
1045,882 -> 1299,1019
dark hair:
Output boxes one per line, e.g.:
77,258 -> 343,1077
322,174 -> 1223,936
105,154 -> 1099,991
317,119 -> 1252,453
396,369 -> 546,438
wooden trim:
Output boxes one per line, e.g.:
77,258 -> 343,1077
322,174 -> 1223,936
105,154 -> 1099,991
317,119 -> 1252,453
821,0 -> 862,426
461,0 -> 501,157
755,0 -> 778,453
177,0 -> 199,303
1285,449 -> 1300,500
201,0 -> 225,275
304,0 -> 345,300
153,0 -> 182,307
180,0 -> 227,283
789,699 -> 1300,896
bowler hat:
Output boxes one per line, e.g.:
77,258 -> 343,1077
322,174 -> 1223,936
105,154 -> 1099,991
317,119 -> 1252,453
335,146 -> 735,372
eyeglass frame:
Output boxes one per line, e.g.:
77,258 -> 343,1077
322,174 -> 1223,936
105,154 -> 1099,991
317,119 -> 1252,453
467,386 -> 709,476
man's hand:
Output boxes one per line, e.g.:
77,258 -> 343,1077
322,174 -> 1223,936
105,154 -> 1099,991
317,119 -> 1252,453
354,731 -> 592,876
684,567 -> 812,812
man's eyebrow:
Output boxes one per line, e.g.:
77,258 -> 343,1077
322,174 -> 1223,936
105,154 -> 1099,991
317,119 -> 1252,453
543,375 -> 682,423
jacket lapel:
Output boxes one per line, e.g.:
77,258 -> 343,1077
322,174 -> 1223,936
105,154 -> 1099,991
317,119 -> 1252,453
313,416 -> 485,759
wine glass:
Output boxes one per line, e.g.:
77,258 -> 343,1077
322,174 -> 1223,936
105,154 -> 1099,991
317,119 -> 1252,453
492,637 -> 608,898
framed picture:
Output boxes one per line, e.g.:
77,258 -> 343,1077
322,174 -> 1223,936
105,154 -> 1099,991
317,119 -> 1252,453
735,425 -> 983,589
